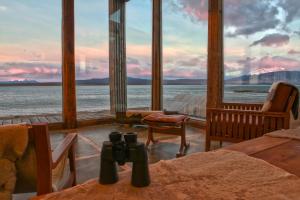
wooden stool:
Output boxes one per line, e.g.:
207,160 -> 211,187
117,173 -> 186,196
142,113 -> 190,157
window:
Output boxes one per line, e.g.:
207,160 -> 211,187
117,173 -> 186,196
223,0 -> 300,103
0,1 -> 62,117
75,0 -> 110,115
126,0 -> 152,110
163,0 -> 208,119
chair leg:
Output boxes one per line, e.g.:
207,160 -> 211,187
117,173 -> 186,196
219,140 -> 223,148
146,127 -> 158,147
176,126 -> 190,157
205,137 -> 211,152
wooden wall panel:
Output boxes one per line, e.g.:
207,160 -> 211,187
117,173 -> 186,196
206,0 -> 224,109
109,0 -> 127,122
62,0 -> 77,129
152,0 -> 163,110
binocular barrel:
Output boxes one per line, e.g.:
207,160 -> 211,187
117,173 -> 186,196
99,132 -> 150,187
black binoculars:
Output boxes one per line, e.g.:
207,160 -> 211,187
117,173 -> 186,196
99,132 -> 150,187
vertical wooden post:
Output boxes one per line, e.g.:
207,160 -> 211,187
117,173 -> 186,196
152,0 -> 163,110
207,0 -> 224,109
62,0 -> 77,129
109,0 -> 127,122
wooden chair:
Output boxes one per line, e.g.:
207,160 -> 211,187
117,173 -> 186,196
14,123 -> 77,195
206,82 -> 299,151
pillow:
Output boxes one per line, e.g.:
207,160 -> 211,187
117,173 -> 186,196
261,82 -> 294,112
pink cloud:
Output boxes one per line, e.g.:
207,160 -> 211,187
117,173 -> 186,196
250,34 -> 290,47
0,62 -> 61,81
288,49 -> 300,55
178,0 -> 208,22
226,56 -> 300,76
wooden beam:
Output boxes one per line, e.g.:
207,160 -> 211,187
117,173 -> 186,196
151,0 -> 163,110
109,0 -> 127,122
206,0 -> 224,109
62,0 -> 77,129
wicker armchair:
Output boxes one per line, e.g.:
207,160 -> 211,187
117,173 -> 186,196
206,82 -> 299,151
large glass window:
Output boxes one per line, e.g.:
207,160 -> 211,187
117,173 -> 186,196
75,0 -> 110,116
126,0 -> 152,110
223,0 -> 300,103
0,1 -> 62,117
163,0 -> 208,119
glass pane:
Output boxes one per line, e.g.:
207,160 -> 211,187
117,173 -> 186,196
75,0 -> 110,116
224,0 -> 300,103
0,1 -> 62,117
126,0 -> 152,110
163,0 -> 208,119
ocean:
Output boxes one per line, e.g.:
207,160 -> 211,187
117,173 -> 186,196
0,85 -> 277,118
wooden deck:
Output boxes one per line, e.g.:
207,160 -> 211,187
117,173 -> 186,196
0,111 -> 115,130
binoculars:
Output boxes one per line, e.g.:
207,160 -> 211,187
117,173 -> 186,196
99,132 -> 150,187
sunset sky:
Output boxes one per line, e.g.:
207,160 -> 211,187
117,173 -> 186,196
0,0 -> 300,82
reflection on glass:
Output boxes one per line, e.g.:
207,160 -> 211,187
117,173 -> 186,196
75,0 -> 110,114
163,0 -> 208,118
223,0 -> 300,103
0,0 -> 62,117
126,0 -> 152,109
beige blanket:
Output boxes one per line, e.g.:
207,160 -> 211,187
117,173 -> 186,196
32,150 -> 300,200
266,128 -> 300,140
0,124 -> 28,200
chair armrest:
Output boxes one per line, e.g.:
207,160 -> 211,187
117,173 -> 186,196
52,133 -> 77,169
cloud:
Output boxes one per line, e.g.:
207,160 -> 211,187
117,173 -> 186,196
251,56 -> 300,74
288,49 -> 300,55
0,62 -> 61,81
127,57 -> 140,65
294,30 -> 300,36
250,33 -> 290,47
163,67 -> 206,79
0,5 -> 7,11
224,0 -> 281,37
176,0 -> 208,22
176,57 -> 203,67
278,0 -> 300,23
171,0 -> 299,37
225,56 -> 300,76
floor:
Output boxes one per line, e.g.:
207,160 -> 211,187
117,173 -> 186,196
14,123 -> 225,200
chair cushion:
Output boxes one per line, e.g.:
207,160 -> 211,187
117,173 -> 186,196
143,113 -> 187,124
261,82 -> 295,113
0,159 -> 16,200
15,138 -> 71,193
0,124 -> 28,162
0,124 -> 29,195
15,142 -> 37,193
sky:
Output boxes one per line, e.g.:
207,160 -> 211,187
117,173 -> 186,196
0,0 -> 300,82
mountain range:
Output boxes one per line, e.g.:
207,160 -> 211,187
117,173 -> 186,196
1,71 -> 300,86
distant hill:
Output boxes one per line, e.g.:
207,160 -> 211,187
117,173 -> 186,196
1,71 -> 300,86
76,77 -> 206,85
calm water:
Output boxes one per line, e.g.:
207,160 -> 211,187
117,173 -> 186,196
0,85 -> 279,117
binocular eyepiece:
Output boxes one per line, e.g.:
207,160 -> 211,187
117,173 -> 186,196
109,132 -> 137,144
99,132 -> 150,187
